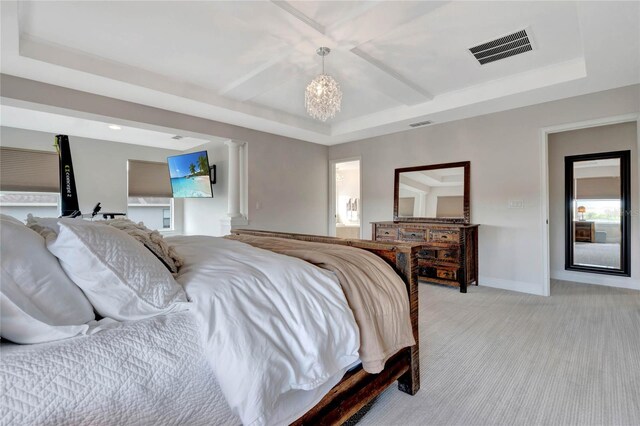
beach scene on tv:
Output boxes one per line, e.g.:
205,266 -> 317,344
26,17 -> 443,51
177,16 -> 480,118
168,151 -> 213,198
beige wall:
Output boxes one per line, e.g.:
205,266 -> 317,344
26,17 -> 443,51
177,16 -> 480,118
0,75 -> 329,236
329,85 -> 640,295
548,122 -> 638,287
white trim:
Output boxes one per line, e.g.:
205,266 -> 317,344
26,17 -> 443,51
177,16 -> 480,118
221,216 -> 249,235
552,270 -> 640,291
539,113 -> 639,295
328,157 -> 362,238
479,276 -> 546,296
539,127 -> 551,296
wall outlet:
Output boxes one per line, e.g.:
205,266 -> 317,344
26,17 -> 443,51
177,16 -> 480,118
255,201 -> 262,210
508,199 -> 525,209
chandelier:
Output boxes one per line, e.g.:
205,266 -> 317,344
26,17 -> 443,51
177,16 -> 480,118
305,47 -> 342,122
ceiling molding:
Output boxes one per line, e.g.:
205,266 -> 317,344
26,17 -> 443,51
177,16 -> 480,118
270,1 -> 326,35
350,47 -> 432,103
0,1 -> 637,146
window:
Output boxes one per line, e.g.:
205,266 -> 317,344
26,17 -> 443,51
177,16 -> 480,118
0,192 -> 60,222
127,160 -> 173,230
127,196 -> 173,230
0,147 -> 60,221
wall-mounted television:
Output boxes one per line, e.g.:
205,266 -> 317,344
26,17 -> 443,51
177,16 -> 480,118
167,150 -> 214,198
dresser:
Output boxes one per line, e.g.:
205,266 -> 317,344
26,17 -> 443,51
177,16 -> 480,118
574,221 -> 595,243
372,221 -> 479,293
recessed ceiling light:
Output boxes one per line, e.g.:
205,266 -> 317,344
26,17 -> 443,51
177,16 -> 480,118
108,124 -> 121,130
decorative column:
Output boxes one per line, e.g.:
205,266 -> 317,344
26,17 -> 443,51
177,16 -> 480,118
225,140 -> 242,218
220,140 -> 248,235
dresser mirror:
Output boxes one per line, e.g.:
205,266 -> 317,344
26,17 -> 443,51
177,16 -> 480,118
394,161 -> 470,224
565,150 -> 630,276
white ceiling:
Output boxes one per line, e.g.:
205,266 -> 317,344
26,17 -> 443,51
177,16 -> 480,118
1,1 -> 638,146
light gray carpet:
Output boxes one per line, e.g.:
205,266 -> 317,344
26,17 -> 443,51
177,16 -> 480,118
358,280 -> 640,426
574,243 -> 621,269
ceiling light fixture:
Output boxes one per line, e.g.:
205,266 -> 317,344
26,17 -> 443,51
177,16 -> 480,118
305,47 -> 342,122
108,124 -> 121,130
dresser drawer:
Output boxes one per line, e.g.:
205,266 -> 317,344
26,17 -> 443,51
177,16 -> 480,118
418,248 -> 458,262
436,269 -> 457,280
437,249 -> 458,262
399,228 -> 426,241
375,227 -> 398,240
428,229 -> 459,242
418,265 -> 458,281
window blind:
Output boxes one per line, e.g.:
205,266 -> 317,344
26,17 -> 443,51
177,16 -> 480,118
128,160 -> 172,197
0,147 -> 59,192
576,177 -> 621,200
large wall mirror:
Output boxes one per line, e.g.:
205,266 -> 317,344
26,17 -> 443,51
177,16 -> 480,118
394,161 -> 470,223
565,150 -> 631,276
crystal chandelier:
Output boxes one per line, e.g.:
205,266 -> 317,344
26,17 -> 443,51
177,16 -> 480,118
305,47 -> 342,122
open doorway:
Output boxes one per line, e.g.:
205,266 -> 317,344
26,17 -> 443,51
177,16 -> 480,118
544,119 -> 638,294
330,159 -> 361,239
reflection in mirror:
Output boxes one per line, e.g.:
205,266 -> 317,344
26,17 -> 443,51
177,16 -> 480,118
398,167 -> 465,218
566,150 -> 630,276
572,158 -> 621,269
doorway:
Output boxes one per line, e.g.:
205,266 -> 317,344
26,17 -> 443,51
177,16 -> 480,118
544,118 -> 638,293
330,159 -> 361,239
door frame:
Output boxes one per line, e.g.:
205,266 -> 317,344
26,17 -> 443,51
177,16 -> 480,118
329,157 -> 362,238
539,113 -> 639,296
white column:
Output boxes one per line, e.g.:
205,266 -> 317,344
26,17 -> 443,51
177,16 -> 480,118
225,140 -> 242,218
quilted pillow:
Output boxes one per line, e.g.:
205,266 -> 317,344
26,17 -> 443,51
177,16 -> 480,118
0,216 -> 96,343
103,218 -> 183,274
27,215 -> 183,274
47,219 -> 189,321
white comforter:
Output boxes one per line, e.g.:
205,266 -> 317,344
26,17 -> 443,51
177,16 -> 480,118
1,236 -> 361,426
170,236 -> 360,426
0,311 -> 240,425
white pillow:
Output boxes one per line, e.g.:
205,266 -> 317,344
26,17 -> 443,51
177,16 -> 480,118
0,217 -> 95,332
0,213 -> 25,226
47,219 -> 188,321
0,269 -> 91,344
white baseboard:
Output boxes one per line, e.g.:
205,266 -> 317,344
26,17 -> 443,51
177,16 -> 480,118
479,276 -> 546,296
551,269 -> 640,290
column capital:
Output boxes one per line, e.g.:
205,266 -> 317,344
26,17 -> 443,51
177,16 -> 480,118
225,140 -> 245,148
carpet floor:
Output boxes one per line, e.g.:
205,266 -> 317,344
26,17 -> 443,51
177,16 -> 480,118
358,280 -> 640,426
574,243 -> 621,269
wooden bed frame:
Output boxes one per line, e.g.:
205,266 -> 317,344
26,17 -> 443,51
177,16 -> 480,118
231,229 -> 421,425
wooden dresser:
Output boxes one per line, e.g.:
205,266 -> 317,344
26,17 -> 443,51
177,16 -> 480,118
574,221 -> 595,243
372,221 -> 479,293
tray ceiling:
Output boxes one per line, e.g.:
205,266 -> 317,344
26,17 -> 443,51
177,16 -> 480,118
1,1 -> 638,145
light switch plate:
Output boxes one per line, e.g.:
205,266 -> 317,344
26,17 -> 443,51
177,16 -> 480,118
508,200 -> 525,209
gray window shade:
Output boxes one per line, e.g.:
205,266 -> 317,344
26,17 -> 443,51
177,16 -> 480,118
576,177 -> 620,200
0,147 -> 59,192
436,196 -> 464,218
128,160 -> 172,197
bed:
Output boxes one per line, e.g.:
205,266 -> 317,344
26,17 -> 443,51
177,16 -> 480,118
0,218 -> 420,426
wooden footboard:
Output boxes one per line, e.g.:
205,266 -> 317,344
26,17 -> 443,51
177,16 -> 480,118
230,229 -> 421,425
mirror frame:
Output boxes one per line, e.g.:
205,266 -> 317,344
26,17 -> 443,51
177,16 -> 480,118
564,150 -> 631,277
394,161 -> 470,224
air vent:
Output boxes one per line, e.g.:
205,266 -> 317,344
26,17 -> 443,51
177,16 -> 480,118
171,135 -> 184,140
409,120 -> 433,128
469,29 -> 532,65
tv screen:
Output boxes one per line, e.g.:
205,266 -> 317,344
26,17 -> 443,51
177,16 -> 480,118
167,150 -> 213,198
